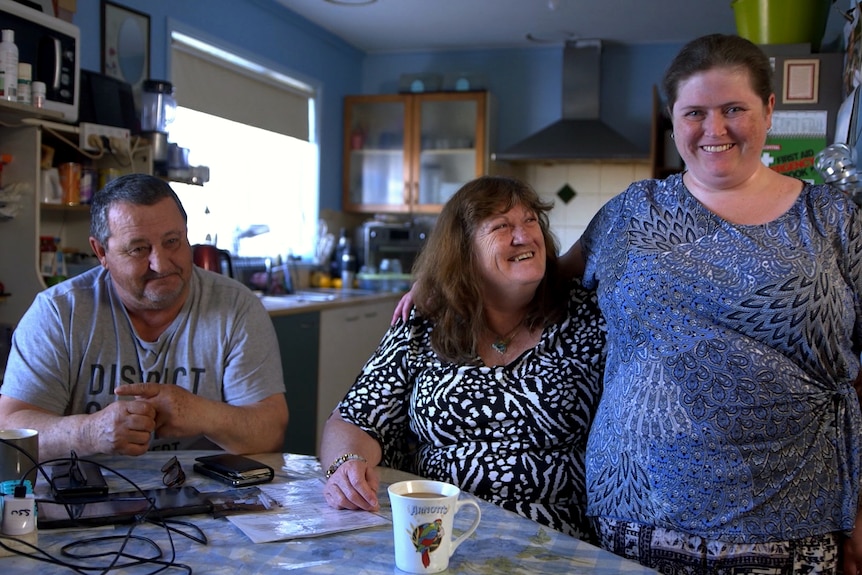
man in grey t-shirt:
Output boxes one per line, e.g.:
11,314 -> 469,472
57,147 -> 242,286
0,174 -> 288,460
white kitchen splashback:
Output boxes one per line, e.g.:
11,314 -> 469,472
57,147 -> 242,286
517,161 -> 652,253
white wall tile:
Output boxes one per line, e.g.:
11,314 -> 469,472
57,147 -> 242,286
598,163 -> 641,202
561,163 -> 603,229
552,225 -> 585,255
633,162 -> 653,181
509,160 -> 651,254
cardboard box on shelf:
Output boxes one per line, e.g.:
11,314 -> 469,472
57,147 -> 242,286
55,0 -> 76,22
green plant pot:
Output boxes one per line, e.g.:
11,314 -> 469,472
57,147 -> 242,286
732,0 -> 832,51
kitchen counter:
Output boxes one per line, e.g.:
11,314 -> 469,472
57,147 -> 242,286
259,288 -> 403,316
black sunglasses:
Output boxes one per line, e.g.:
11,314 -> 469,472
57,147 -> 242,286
161,456 -> 186,487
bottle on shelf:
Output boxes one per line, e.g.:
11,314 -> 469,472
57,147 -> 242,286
340,239 -> 357,289
31,80 -> 45,108
350,124 -> 365,150
331,227 -> 349,278
16,62 -> 30,105
0,29 -> 18,102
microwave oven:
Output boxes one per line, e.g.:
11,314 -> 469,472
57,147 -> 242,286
0,0 -> 79,123
359,221 -> 430,273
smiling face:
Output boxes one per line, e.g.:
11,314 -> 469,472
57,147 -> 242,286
671,66 -> 773,190
472,203 -> 546,294
91,197 -> 193,313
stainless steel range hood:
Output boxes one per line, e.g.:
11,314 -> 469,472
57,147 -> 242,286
493,39 -> 645,162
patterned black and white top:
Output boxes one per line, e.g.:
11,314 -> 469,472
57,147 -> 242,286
338,280 -> 606,539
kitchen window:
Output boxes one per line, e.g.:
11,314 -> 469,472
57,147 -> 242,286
168,30 -> 319,260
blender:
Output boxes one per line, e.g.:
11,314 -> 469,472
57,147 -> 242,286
140,79 -> 176,175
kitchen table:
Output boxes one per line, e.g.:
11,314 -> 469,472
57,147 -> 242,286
0,451 -> 658,574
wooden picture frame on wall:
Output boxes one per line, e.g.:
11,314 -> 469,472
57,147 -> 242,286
101,1 -> 150,93
783,59 -> 820,105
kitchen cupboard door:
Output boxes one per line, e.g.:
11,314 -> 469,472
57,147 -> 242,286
343,94 -> 409,212
343,91 -> 490,214
271,312 -> 320,456
316,298 -> 398,454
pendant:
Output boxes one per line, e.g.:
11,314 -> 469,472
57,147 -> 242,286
491,339 -> 508,354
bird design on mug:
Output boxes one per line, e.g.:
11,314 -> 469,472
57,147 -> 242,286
411,518 -> 444,567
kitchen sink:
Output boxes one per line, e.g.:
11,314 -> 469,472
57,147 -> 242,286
258,288 -> 381,310
260,291 -> 338,304
308,287 -> 378,296
288,290 -> 342,301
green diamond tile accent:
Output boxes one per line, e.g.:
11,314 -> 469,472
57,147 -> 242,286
556,184 -> 576,204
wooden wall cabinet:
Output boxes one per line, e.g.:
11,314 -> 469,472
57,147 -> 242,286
342,91 -> 491,214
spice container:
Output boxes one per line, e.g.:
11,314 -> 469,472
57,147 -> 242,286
79,167 -> 96,204
31,81 -> 45,108
58,162 -> 81,205
99,167 -> 121,190
16,62 -> 30,105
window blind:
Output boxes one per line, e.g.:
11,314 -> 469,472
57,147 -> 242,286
170,40 -> 311,142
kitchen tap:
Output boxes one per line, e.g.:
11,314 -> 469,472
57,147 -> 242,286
263,255 -> 295,295
264,256 -> 273,295
232,224 -> 270,255
283,255 -> 297,294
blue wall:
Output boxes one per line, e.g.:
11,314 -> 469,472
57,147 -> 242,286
362,43 -> 684,155
69,1 -> 847,210
70,0 -> 364,212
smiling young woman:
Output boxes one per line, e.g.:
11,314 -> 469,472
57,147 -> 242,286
553,33 -> 862,574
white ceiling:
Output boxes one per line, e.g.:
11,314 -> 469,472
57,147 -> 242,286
273,0 -> 849,53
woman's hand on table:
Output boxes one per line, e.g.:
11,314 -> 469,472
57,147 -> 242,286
323,459 -> 381,512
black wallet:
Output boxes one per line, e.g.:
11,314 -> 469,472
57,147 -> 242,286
192,454 -> 274,487
50,459 -> 109,499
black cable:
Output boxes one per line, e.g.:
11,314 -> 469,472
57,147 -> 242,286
145,518 -> 208,546
0,440 -> 206,573
0,534 -> 91,574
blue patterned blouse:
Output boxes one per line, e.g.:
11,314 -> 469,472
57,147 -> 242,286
581,173 -> 862,542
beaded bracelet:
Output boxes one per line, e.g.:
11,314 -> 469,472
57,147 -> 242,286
325,453 -> 367,479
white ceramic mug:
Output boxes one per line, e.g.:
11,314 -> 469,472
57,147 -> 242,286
388,479 -> 481,574
0,429 -> 39,487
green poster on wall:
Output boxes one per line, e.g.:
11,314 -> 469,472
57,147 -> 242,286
761,111 -> 828,183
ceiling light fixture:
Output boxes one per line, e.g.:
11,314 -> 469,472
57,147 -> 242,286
324,0 -> 377,5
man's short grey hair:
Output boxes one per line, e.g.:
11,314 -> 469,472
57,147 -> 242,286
90,173 -> 188,248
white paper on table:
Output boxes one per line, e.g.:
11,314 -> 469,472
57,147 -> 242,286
226,478 -> 390,543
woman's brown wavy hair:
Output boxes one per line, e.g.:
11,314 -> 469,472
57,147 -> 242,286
412,175 -> 567,363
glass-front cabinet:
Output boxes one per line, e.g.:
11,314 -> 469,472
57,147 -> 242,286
343,91 -> 489,214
